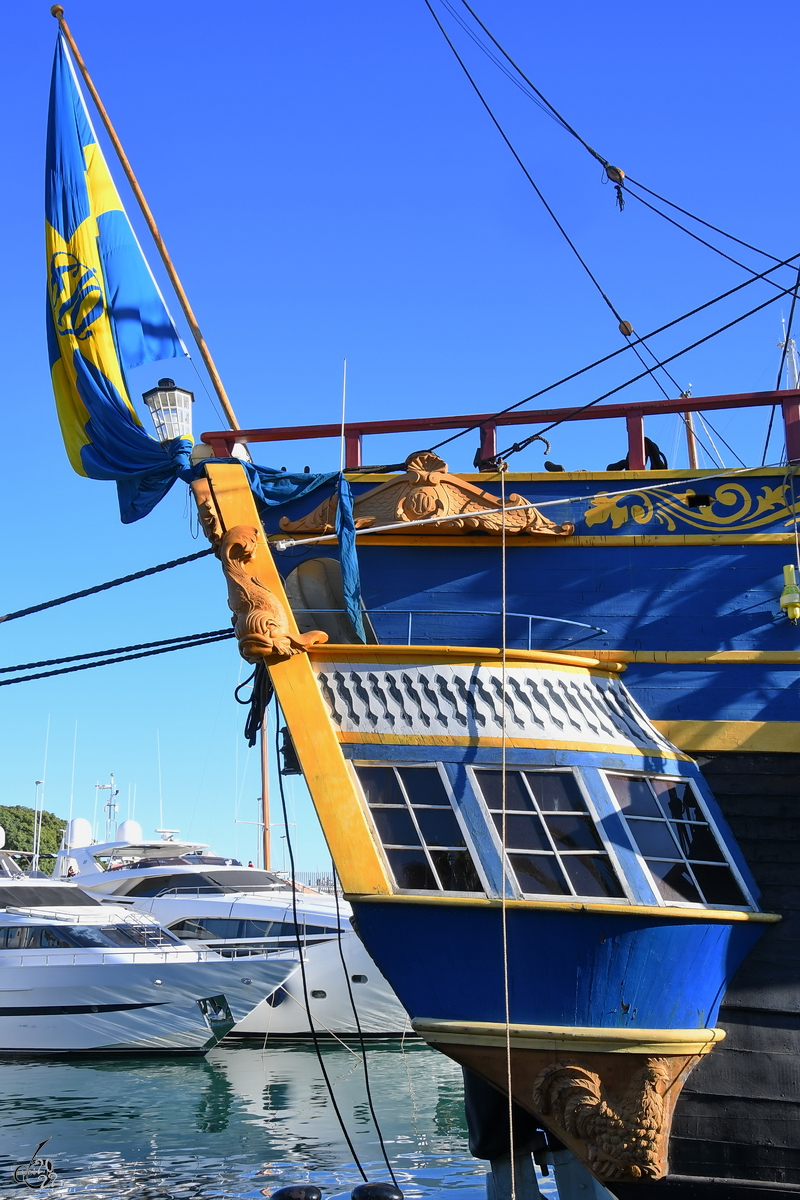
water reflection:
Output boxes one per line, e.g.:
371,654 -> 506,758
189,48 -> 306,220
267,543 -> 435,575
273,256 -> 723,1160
0,1042 -> 557,1199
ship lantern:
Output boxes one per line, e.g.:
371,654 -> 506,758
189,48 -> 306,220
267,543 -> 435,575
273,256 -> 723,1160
142,377 -> 194,443
779,564 -> 800,623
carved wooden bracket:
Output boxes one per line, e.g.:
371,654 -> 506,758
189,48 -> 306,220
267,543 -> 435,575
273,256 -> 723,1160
278,452 -> 574,537
219,525 -> 329,664
532,1055 -> 691,1182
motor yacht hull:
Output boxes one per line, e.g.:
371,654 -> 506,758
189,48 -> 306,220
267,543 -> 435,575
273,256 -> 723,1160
0,954 -> 296,1054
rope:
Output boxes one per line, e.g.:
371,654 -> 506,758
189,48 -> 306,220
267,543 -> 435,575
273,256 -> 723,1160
423,0 -> 626,328
428,248 -> 800,457
762,267 -> 800,465
499,465 -> 516,1199
332,861 -> 399,1186
0,548 -> 214,626
0,629 -> 234,675
493,282 -> 800,462
274,716 -> 368,1182
0,630 -> 234,687
450,0 -> 783,267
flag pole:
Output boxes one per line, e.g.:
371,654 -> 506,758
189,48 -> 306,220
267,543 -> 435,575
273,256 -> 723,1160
50,5 -> 241,433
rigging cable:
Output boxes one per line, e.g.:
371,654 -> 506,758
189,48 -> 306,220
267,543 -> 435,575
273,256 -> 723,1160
0,547 -> 214,625
424,0 -> 692,438
451,0 -> 783,267
762,266 -> 800,465
275,717 -> 369,1183
492,282 -> 800,462
427,248 -> 800,457
331,863 -> 399,1187
0,630 -> 234,687
499,465 -> 516,1200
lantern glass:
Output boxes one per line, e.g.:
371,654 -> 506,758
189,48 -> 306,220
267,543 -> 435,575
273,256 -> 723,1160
142,378 -> 194,443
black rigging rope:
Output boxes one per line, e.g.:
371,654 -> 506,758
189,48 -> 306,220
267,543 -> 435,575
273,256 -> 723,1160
0,629 -> 234,687
0,548 -> 214,625
451,0 -> 783,267
275,717 -> 369,1182
493,281 -> 800,461
331,861 -> 399,1186
761,265 -> 800,465
428,249 -> 800,456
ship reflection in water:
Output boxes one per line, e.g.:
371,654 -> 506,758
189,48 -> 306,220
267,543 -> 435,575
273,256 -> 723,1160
0,1043 -> 558,1199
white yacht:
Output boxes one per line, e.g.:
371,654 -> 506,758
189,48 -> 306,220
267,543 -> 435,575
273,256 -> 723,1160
0,846 -> 298,1055
58,820 -> 410,1040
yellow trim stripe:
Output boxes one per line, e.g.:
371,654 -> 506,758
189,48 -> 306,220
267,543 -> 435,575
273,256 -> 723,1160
335,731 -> 687,758
412,1018 -> 726,1056
203,464 -> 391,895
340,533 -> 795,548
308,644 -> 625,674
654,720 -> 800,753
347,892 -> 779,922
567,650 -> 800,665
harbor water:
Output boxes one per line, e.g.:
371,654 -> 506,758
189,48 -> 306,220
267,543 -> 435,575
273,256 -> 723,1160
0,1041 -> 558,1199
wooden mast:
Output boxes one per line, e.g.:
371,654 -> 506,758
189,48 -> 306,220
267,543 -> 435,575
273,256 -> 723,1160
50,5 -> 241,433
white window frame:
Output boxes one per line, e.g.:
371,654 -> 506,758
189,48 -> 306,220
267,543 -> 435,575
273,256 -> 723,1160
351,760 -> 491,897
598,769 -> 757,911
466,764 -> 635,904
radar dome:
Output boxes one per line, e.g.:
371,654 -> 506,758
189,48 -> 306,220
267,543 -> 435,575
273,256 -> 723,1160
0,826 -> 5,849
65,817 -> 93,849
116,820 -> 143,844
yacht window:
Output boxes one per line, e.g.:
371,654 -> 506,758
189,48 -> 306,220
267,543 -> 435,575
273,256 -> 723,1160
168,918 -> 334,942
0,885 -> 100,908
124,870 -> 285,898
473,769 -> 625,899
606,774 -> 748,906
356,764 -> 483,893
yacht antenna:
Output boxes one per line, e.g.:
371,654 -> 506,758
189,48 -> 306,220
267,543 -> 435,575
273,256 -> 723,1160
260,713 -> 271,870
779,317 -> 800,390
94,777 -> 114,841
103,773 -> 119,842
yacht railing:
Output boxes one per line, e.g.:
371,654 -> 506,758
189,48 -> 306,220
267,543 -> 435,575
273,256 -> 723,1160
293,608 -> 607,646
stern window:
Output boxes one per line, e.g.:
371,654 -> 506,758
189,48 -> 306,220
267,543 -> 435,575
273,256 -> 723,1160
356,765 -> 483,893
606,775 -> 748,907
473,769 -> 625,900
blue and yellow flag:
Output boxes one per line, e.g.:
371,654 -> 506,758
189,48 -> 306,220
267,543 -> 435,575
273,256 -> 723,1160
45,35 -> 189,522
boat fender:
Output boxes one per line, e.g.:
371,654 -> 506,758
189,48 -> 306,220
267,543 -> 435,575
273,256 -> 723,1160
351,1184 -> 404,1200
271,1188 -> 322,1200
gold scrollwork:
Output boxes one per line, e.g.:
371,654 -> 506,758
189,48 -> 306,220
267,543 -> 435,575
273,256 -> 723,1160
585,483 -> 793,533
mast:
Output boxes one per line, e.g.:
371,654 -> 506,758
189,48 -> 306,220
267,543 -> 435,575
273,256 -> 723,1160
260,715 -> 271,870
49,6 -> 241,434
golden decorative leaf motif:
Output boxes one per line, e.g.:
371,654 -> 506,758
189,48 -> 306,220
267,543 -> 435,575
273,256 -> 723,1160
584,483 -> 791,533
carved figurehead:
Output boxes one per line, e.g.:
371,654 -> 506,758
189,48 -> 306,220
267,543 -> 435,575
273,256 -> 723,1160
219,525 -> 328,663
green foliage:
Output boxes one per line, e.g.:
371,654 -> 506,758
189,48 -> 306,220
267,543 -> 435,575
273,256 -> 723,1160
0,805 -> 67,876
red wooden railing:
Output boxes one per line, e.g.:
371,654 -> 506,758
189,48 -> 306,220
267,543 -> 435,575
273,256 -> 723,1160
201,388 -> 800,470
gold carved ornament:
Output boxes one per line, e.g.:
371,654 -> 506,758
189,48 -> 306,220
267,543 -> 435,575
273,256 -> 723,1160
279,452 -> 574,537
532,1058 -> 673,1181
189,481 -> 328,665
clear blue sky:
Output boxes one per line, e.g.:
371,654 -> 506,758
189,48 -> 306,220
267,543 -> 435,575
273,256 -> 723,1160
1,0 -> 797,866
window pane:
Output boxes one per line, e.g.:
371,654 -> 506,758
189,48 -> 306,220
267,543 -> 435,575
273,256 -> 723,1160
239,920 -> 275,939
509,853 -> 569,896
651,779 -> 703,823
561,855 -> 625,898
525,772 -> 584,811
371,806 -> 421,846
397,767 -> 450,807
607,776 -> 662,817
415,807 -> 464,847
430,851 -> 483,892
386,848 -> 438,890
491,812 -> 550,851
475,771 -> 534,811
357,765 -> 405,807
647,861 -> 703,903
544,814 -> 602,851
5,928 -> 29,949
627,819 -> 681,859
40,928 -> 73,949
691,864 -> 748,906
672,823 -> 725,863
